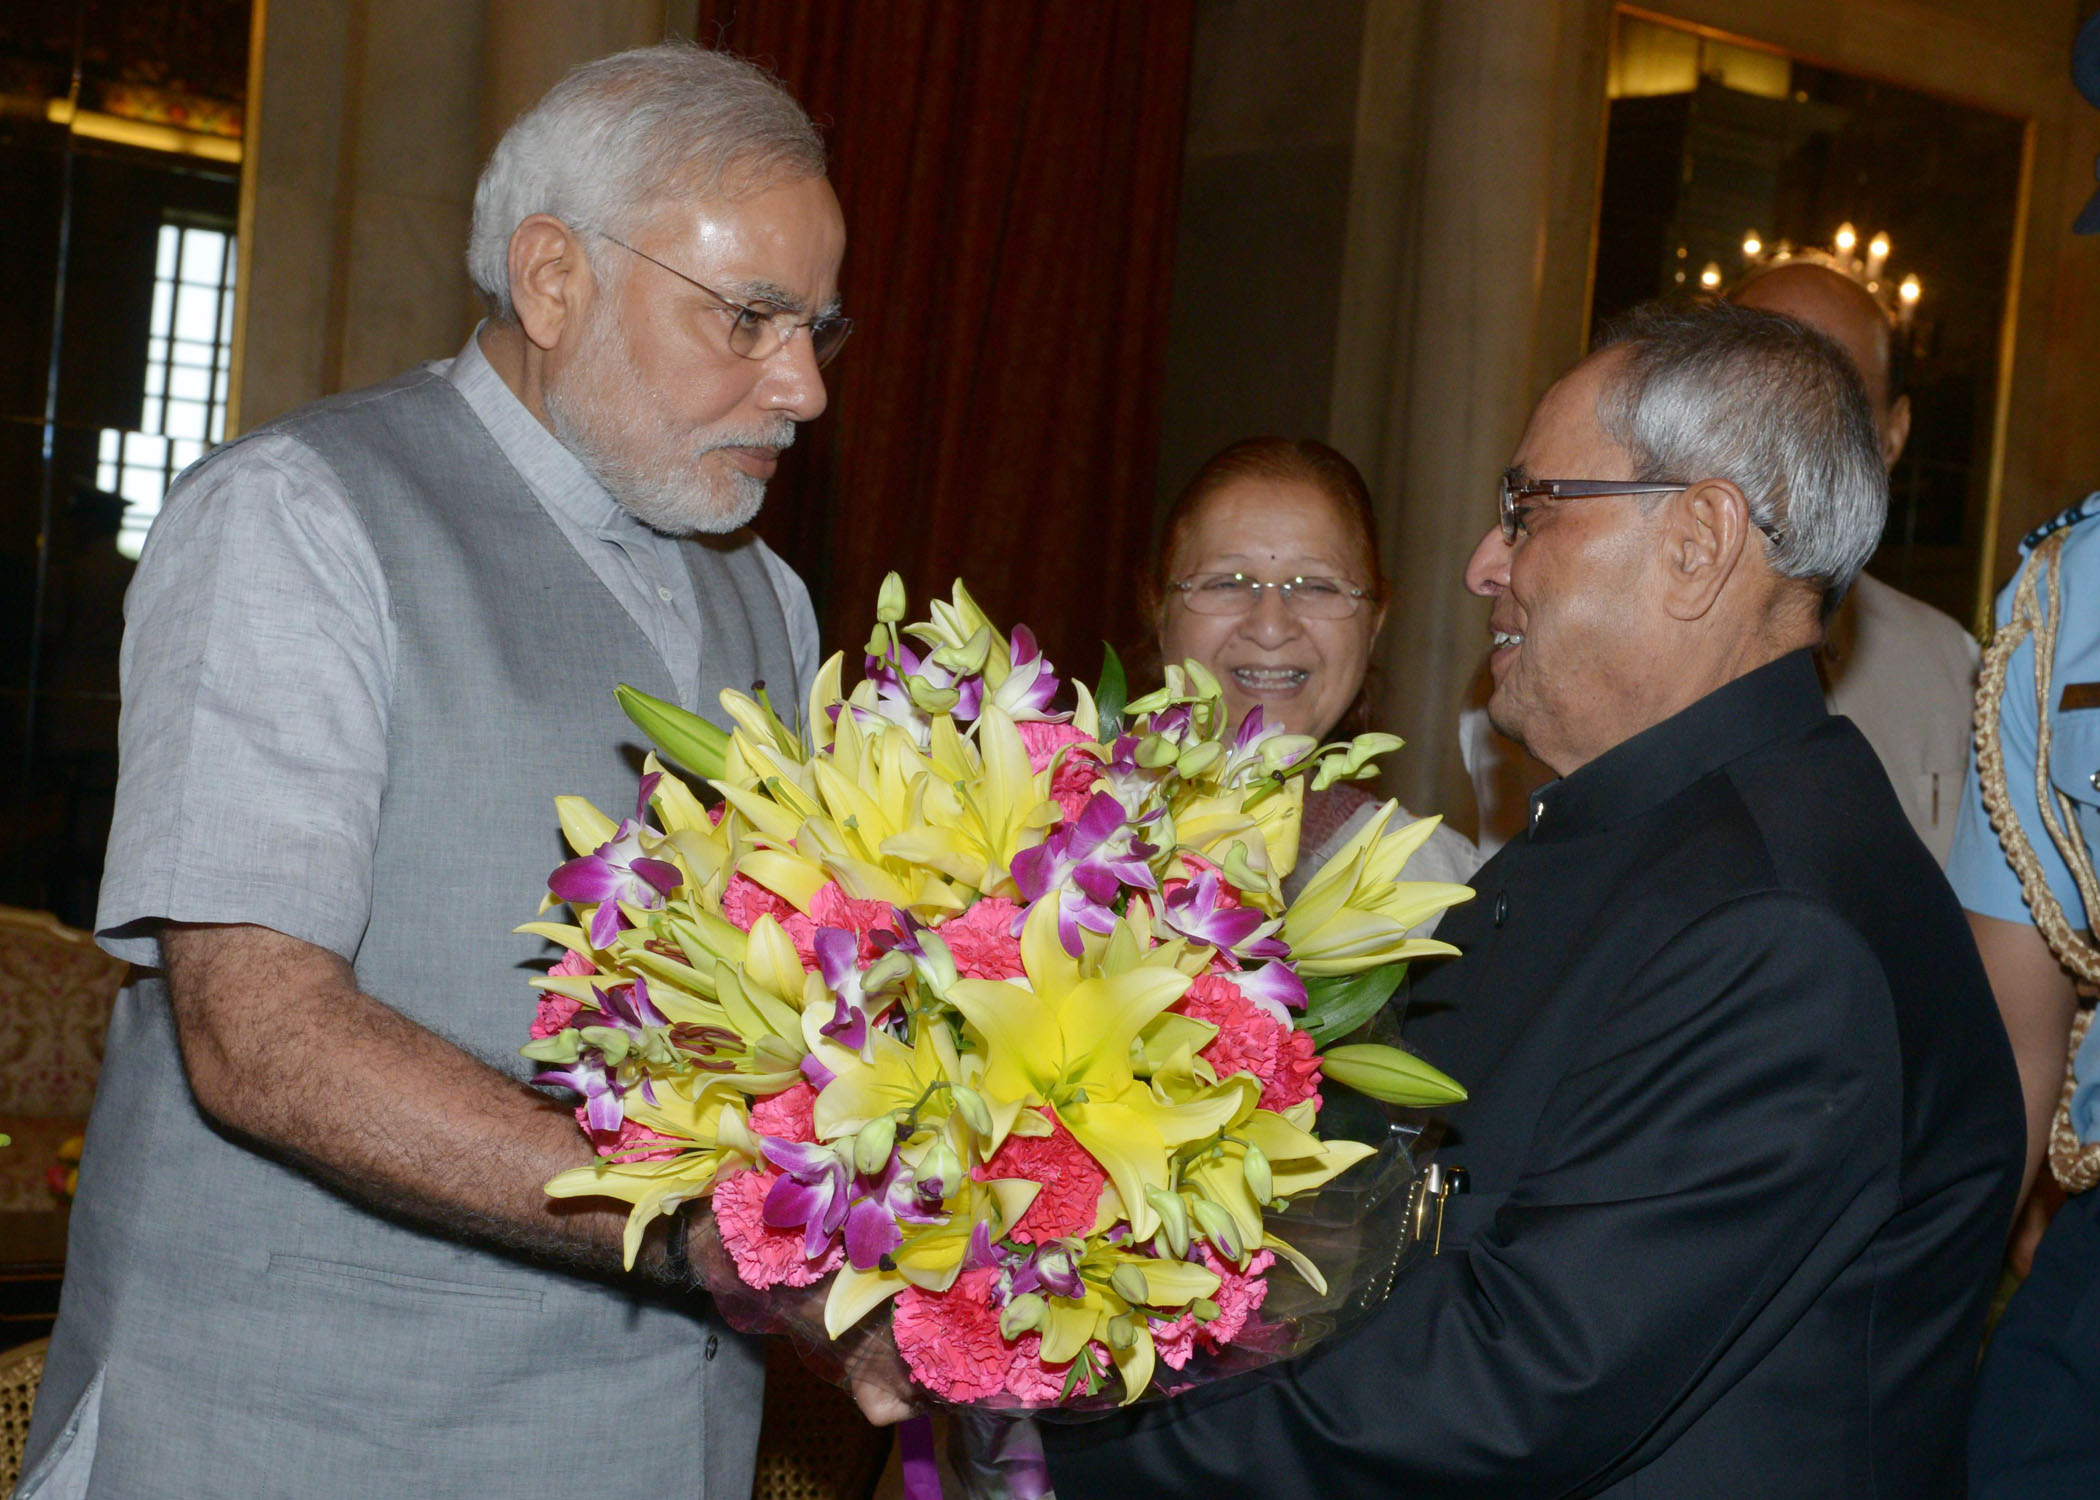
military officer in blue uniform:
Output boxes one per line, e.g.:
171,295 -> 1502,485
1946,24 -> 2100,1479
1950,490 -> 2100,1495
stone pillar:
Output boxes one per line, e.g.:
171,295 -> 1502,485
480,0 -> 674,157
1155,0 -> 1608,833
236,0 -> 686,431
1355,0 -> 1612,829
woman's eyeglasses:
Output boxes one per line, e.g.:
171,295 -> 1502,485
1169,573 -> 1372,620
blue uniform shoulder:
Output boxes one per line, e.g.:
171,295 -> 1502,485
2021,493 -> 2100,555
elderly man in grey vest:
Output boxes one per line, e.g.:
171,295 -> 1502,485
22,44 -> 846,1499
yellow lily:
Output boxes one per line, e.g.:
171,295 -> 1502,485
946,904 -> 1257,1241
1281,801 -> 1474,975
545,1084 -> 759,1268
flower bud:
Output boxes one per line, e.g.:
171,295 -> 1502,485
1110,1263 -> 1151,1306
950,1085 -> 994,1138
1175,740 -> 1223,779
1105,1314 -> 1138,1350
1000,1292 -> 1048,1340
853,1114 -> 898,1176
1144,1188 -> 1191,1258
1191,1197 -> 1243,1260
577,1025 -> 631,1065
907,679 -> 962,715
1221,842 -> 1264,893
1135,734 -> 1179,770
520,1030 -> 583,1065
866,624 -> 894,659
1241,1144 -> 1272,1204
917,1139 -> 962,1200
876,572 -> 909,624
1317,1043 -> 1467,1107
1191,1297 -> 1221,1323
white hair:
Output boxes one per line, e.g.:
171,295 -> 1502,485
1593,299 -> 1889,603
467,42 -> 826,320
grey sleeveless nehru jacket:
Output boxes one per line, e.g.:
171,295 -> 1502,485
26,365 -> 803,1498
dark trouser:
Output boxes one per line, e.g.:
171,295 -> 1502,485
1970,1187 -> 2100,1497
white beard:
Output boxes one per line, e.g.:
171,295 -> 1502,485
544,301 -> 794,536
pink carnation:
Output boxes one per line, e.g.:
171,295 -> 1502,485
531,993 -> 583,1039
576,1112 -> 681,1162
892,1267 -> 1098,1404
1174,974 -> 1322,1112
1151,1310 -> 1199,1369
935,898 -> 1027,981
748,1082 -> 819,1143
712,1169 -> 841,1289
892,1267 -> 1014,1401
1147,1248 -> 1276,1367
972,1111 -> 1108,1243
1196,1247 -> 1275,1351
1018,722 -> 1101,823
724,875 -> 899,967
723,873 -> 799,932
530,949 -> 595,1038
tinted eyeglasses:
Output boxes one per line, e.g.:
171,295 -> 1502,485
1498,469 -> 1785,547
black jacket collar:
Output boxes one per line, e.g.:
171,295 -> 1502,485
1523,649 -> 1829,843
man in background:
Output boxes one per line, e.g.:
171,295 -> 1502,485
23,43 -> 844,1499
1734,258 -> 1979,863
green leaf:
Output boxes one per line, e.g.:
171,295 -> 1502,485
1299,960 -> 1409,1047
1093,642 -> 1129,738
616,684 -> 729,781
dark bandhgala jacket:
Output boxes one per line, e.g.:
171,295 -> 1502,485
1046,650 -> 2024,1500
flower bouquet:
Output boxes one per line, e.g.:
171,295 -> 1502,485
520,576 -> 1471,1420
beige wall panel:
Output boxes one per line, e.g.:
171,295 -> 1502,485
337,192 -> 478,390
236,0 -> 354,429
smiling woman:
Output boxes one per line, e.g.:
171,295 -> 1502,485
1146,438 -> 1482,902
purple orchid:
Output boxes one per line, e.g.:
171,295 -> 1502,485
532,1053 -> 624,1132
761,1138 -> 853,1259
844,1153 -> 948,1270
872,909 -> 959,996
598,973 -> 670,1033
1221,961 -> 1309,1021
1008,1240 -> 1086,1301
547,772 -> 683,948
1093,732 -> 1170,816
984,626 -> 1064,723
1161,867 -> 1289,964
1215,706 -> 1298,783
814,928 -> 872,1052
858,640 -> 984,742
528,975 -> 672,1128
813,928 -> 912,1058
761,1139 -> 946,1270
1011,792 -> 1161,955
964,1228 -> 1088,1302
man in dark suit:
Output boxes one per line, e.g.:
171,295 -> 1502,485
1044,300 -> 2024,1498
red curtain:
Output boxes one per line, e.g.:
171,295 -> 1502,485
697,0 -> 1195,681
